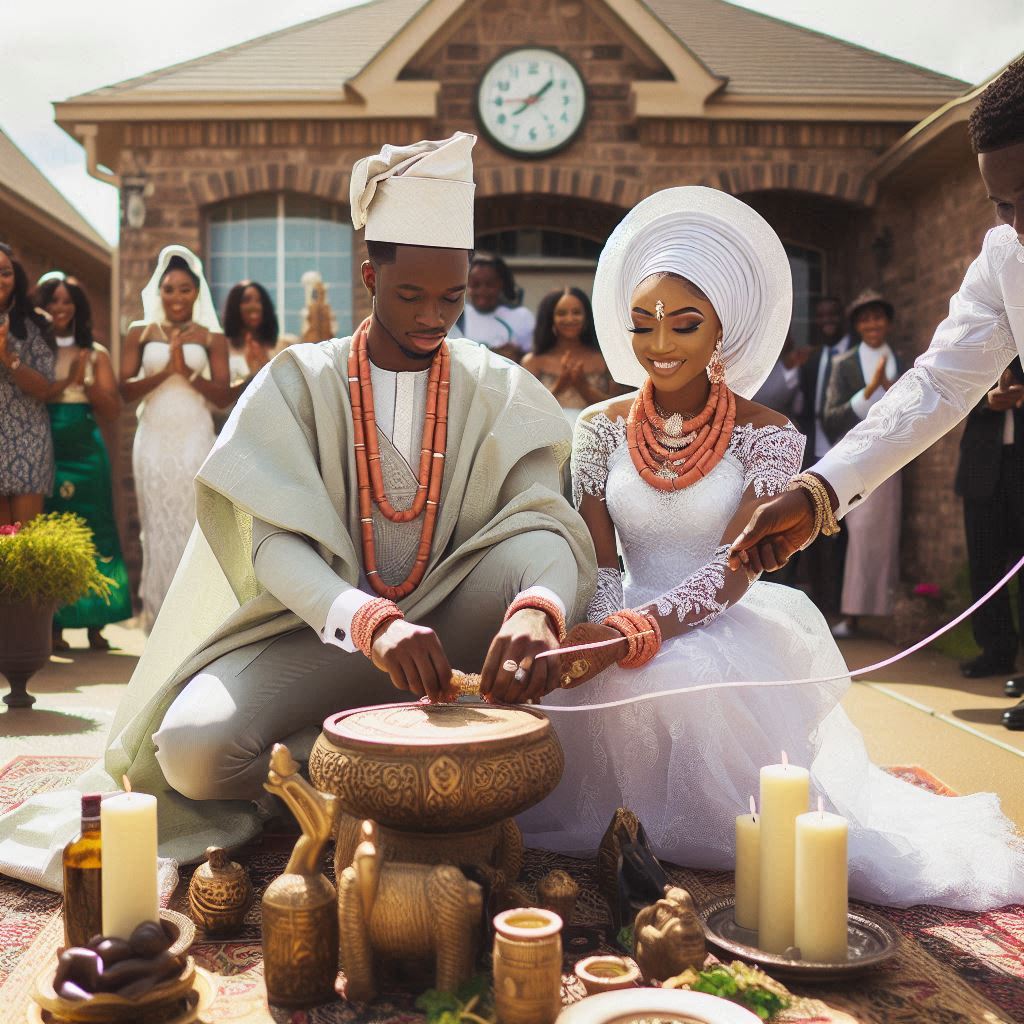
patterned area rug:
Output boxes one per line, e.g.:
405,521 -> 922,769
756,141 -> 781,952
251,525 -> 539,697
1,756 -> 1021,1024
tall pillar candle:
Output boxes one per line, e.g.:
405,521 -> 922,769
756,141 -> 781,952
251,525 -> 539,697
100,792 -> 159,938
795,808 -> 848,962
757,760 -> 809,954
734,798 -> 760,931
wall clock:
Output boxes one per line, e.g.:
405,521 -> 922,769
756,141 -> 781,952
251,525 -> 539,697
476,47 -> 587,157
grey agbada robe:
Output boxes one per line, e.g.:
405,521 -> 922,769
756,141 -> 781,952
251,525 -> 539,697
0,336 -> 596,892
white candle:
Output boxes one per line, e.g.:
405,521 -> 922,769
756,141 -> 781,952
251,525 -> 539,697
100,792 -> 159,938
734,796 -> 760,931
757,755 -> 809,954
795,802 -> 849,963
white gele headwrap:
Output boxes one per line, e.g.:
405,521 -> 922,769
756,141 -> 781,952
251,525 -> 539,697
592,187 -> 792,398
349,132 -> 476,250
130,245 -> 223,334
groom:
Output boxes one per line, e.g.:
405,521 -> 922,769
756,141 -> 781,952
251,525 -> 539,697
145,134 -> 594,815
0,134 -> 594,887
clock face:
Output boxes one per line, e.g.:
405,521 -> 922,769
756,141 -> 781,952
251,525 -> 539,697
477,48 -> 587,157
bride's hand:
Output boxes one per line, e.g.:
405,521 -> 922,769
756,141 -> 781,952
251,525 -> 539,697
548,622 -> 627,693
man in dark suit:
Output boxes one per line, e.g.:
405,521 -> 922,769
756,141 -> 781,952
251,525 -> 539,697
956,357 -> 1024,700
793,297 -> 852,616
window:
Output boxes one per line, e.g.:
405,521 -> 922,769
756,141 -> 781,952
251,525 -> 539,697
207,194 -> 353,338
476,228 -> 602,262
784,243 -> 824,348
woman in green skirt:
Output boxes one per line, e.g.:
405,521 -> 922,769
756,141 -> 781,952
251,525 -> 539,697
37,274 -> 132,650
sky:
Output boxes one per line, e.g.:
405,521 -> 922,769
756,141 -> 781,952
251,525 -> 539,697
3,0 -> 1022,246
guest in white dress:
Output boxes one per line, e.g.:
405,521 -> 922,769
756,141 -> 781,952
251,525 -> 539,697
215,280 -> 279,432
119,246 -> 230,631
520,187 -> 1024,911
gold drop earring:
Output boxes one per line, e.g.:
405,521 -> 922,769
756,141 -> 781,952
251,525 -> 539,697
706,336 -> 725,385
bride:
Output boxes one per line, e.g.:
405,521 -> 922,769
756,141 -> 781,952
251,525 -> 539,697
119,246 -> 230,630
520,187 -> 1023,911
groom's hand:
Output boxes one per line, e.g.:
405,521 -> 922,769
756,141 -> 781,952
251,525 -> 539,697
727,489 -> 816,574
370,620 -> 454,702
481,608 -> 559,705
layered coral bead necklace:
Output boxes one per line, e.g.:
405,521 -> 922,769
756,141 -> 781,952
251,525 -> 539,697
626,377 -> 736,491
347,317 -> 450,599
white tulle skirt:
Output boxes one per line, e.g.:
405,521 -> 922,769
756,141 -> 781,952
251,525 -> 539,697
519,582 -> 1024,910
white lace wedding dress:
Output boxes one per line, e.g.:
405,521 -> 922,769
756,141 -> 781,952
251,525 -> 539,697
519,410 -> 1024,910
133,341 -> 216,631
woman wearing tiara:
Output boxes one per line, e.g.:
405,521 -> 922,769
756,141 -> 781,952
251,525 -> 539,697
119,246 -> 230,630
520,187 -> 1024,910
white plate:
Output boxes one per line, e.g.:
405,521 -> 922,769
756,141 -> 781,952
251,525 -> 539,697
556,988 -> 763,1023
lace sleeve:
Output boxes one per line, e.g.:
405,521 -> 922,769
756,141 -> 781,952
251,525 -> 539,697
629,544 -> 758,639
570,412 -> 626,508
734,423 -> 805,497
587,566 -> 624,623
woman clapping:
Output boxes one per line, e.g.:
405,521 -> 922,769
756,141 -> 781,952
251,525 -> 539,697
37,273 -> 132,650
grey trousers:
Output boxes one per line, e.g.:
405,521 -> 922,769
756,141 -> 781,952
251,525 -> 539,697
154,532 -> 577,802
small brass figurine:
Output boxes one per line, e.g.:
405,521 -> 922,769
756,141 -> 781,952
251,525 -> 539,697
188,847 -> 252,935
338,820 -> 483,1003
261,744 -> 340,1007
633,886 -> 706,983
537,869 -> 579,925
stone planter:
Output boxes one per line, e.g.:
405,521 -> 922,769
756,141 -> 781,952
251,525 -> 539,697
0,601 -> 54,708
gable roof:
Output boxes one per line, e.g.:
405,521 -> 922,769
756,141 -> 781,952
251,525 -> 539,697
647,0 -> 965,98
68,0 -> 430,101
0,128 -> 110,257
59,0 -> 965,111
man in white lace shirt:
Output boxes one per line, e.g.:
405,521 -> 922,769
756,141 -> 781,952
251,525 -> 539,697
729,59 -> 1024,731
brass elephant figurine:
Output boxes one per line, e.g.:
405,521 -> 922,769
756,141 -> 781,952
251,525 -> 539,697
338,820 -> 484,1003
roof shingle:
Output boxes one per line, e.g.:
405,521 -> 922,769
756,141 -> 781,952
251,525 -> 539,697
647,0 -> 967,97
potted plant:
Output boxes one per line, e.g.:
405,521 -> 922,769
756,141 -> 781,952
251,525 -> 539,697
0,514 -> 113,708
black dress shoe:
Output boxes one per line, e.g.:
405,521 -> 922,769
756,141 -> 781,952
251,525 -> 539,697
960,654 -> 1016,679
1002,699 -> 1024,730
1006,676 -> 1024,698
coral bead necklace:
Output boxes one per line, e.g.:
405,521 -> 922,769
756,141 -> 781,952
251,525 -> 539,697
626,377 -> 736,491
347,317 -> 450,599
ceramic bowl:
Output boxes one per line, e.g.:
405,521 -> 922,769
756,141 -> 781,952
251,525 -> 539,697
32,956 -> 196,1023
556,989 -> 762,1023
573,955 -> 641,995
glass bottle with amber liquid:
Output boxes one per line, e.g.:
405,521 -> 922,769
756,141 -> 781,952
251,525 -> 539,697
62,793 -> 102,947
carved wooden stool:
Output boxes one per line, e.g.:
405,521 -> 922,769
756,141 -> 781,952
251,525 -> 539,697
308,702 -> 564,887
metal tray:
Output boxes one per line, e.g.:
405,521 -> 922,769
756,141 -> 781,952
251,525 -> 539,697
700,895 -> 900,982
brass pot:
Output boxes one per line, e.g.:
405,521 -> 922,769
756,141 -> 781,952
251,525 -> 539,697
309,702 -> 564,833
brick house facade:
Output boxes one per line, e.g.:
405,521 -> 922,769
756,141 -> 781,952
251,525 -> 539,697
53,0 -> 1000,602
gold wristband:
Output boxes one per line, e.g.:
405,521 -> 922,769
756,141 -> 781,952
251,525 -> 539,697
788,472 -> 839,544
